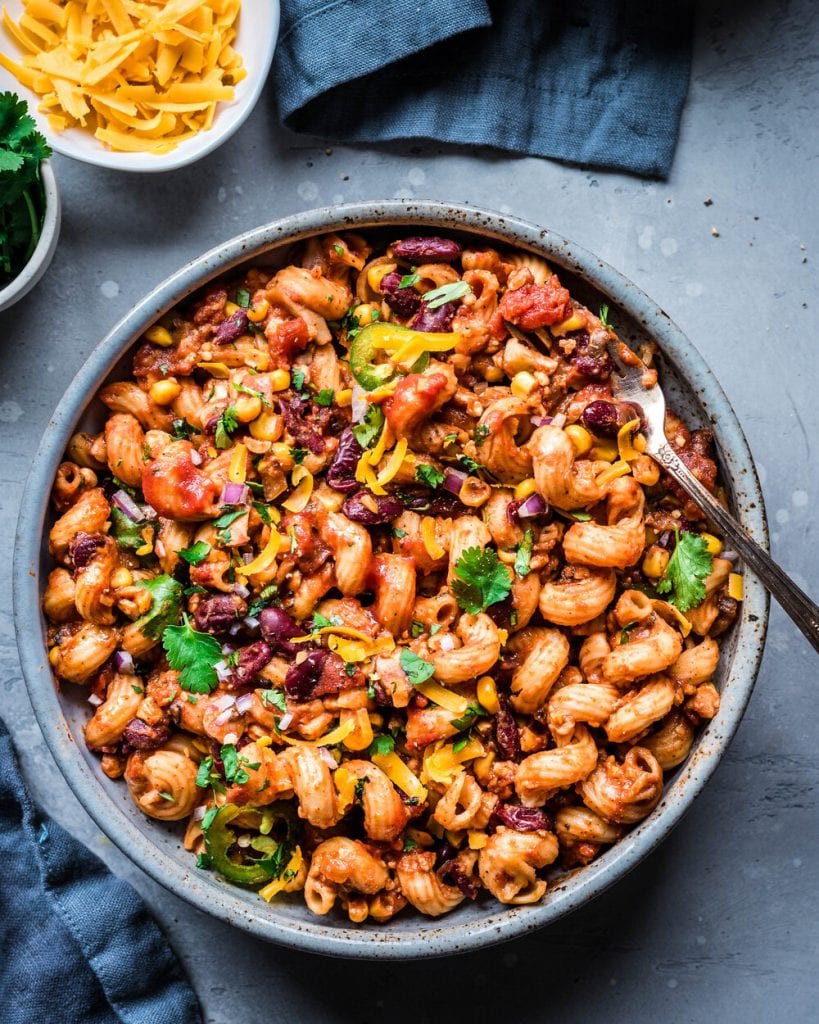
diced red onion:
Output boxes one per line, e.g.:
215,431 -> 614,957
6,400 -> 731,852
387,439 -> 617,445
220,644 -> 235,656
531,416 -> 552,427
193,804 -> 206,821
213,662 -> 232,684
351,384 -> 368,423
235,692 -> 255,715
442,468 -> 468,495
111,489 -> 145,523
222,731 -> 239,745
318,747 -> 337,769
213,706 -> 236,727
113,650 -> 135,673
438,633 -> 458,652
550,413 -> 567,429
516,493 -> 548,518
87,693 -> 103,706
155,540 -> 166,559
278,712 -> 293,730
139,504 -> 158,521
722,549 -> 739,563
233,583 -> 250,599
228,622 -> 243,637
190,450 -> 203,466
243,615 -> 260,630
236,833 -> 251,848
242,551 -> 255,564
220,482 -> 249,505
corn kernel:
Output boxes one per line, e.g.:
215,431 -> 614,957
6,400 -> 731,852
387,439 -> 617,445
565,424 -> 593,455
551,312 -> 585,336
642,545 -> 670,579
48,646 -> 61,667
484,366 -> 504,383
336,388 -> 352,407
249,411 -> 281,442
270,442 -> 294,464
135,542 -> 153,556
224,301 -> 240,316
235,394 -> 263,423
476,676 -> 500,715
149,378 -> 181,405
591,441 -> 618,462
269,369 -> 290,392
246,298 -> 270,323
367,264 -> 394,292
110,567 -> 133,588
144,325 -> 173,347
514,477 -> 538,501
468,831 -> 488,850
248,352 -> 270,372
353,303 -> 375,326
510,371 -> 537,397
700,532 -> 723,556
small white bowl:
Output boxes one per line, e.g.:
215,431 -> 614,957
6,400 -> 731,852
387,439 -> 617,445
0,1 -> 279,173
0,160 -> 60,312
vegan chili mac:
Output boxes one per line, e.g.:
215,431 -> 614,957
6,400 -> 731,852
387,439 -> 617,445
43,230 -> 742,920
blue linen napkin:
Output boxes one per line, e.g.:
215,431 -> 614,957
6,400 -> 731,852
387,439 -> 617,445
0,718 -> 201,1024
274,0 -> 693,178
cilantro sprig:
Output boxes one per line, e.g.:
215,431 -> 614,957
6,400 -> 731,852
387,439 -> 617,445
656,530 -> 713,612
415,464 -> 444,489
215,406 -> 239,449
135,574 -> 182,640
424,281 -> 472,309
0,93 -> 51,286
162,614 -> 223,694
451,547 -> 513,615
399,648 -> 435,685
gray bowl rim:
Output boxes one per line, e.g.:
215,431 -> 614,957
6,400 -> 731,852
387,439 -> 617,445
13,200 -> 769,960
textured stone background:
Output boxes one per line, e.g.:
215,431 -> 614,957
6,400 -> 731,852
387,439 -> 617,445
1,1 -> 817,1020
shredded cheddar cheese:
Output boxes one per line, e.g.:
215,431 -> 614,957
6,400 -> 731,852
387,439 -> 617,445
371,751 -> 427,801
235,527 -> 282,576
420,515 -> 445,560
258,846 -> 303,902
281,465 -> 313,513
596,459 -> 632,488
278,718 -> 355,748
375,437 -> 408,487
0,0 -> 246,154
413,680 -> 470,715
227,443 -> 247,484
728,573 -> 744,601
617,418 -> 642,462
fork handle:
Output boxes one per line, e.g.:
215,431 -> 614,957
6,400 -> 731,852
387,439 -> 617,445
653,441 -> 819,653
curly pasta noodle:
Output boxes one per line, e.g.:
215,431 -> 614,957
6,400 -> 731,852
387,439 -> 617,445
42,229 -> 737,922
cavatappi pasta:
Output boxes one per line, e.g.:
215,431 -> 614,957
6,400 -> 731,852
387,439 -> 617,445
43,230 -> 742,922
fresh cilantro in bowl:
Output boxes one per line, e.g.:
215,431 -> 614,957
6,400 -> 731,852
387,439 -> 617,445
0,92 -> 51,289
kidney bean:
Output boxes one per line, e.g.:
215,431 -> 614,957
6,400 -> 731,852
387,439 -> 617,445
326,428 -> 364,493
285,648 -> 330,702
214,308 -> 248,345
440,859 -> 479,900
279,394 -> 328,455
580,399 -> 619,435
227,640 -> 273,690
410,300 -> 458,333
392,236 -> 462,262
399,486 -> 465,517
494,693 -> 520,760
194,594 -> 247,636
379,272 -> 422,320
70,532 -> 103,569
494,803 -> 552,832
259,606 -> 302,657
121,717 -> 171,753
342,491 -> 404,525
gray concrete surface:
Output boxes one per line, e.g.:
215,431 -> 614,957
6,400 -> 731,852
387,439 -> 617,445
2,1 -> 817,1021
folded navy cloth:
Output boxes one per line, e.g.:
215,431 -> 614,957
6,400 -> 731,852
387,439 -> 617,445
0,719 -> 201,1024
275,0 -> 693,178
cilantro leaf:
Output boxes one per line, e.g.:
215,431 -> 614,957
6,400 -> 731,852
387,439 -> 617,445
399,648 -> 435,685
214,406 -> 239,449
0,92 -> 51,285
369,734 -> 395,757
260,688 -> 287,712
220,743 -> 250,785
450,703 -> 483,731
179,541 -> 211,566
212,507 -> 245,530
135,574 -> 183,640
291,368 -> 307,393
458,454 -> 482,474
599,303 -> 613,330
399,273 -> 420,288
514,529 -> 534,578
111,506 -> 151,552
352,404 -> 384,449
311,612 -> 342,630
172,418 -> 197,440
656,530 -> 713,612
451,547 -> 513,615
423,281 -> 472,309
315,389 -> 334,407
162,615 -> 222,694
402,835 -> 419,852
333,244 -> 344,256
235,287 -> 251,308
415,464 -> 444,489
473,423 -> 490,447
247,583 -> 278,617
290,447 -> 308,464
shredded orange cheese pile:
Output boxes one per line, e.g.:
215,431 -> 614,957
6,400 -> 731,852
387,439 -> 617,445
0,0 -> 245,153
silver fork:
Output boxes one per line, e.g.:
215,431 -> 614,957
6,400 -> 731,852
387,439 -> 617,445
607,341 -> 819,652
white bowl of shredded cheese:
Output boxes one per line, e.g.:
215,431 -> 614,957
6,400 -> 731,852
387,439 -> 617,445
0,0 -> 279,172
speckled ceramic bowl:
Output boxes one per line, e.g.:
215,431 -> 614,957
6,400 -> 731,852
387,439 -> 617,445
13,202 -> 769,959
